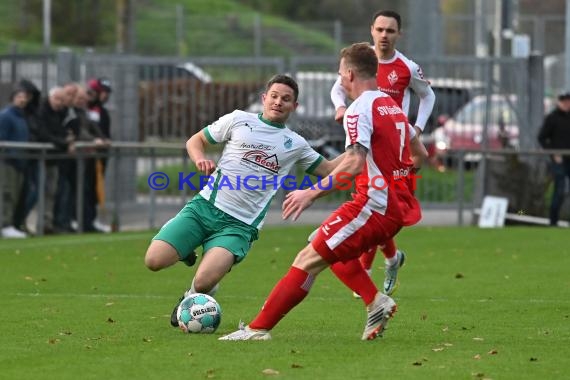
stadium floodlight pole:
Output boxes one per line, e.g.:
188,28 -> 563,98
566,0 -> 570,91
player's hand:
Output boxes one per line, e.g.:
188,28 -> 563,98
413,125 -> 422,136
334,107 -> 347,124
196,159 -> 216,176
282,190 -> 314,221
553,154 -> 563,164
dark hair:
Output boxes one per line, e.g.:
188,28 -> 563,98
372,10 -> 402,30
558,92 -> 570,101
9,86 -> 27,102
340,42 -> 378,79
265,74 -> 299,101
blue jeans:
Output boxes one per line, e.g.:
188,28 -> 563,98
549,161 -> 570,225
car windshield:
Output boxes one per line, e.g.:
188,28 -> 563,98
455,97 -> 517,125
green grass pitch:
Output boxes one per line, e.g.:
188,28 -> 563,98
1,226 -> 568,379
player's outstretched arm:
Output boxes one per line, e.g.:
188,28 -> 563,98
186,130 -> 217,175
282,144 -> 366,221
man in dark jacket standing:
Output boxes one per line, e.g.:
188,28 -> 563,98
538,92 -> 570,226
35,87 -> 67,233
0,87 -> 30,238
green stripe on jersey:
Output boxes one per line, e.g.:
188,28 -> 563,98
209,170 -> 223,202
251,194 -> 274,228
306,155 -> 324,175
203,127 -> 217,144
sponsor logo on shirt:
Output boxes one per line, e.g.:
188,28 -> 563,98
376,105 -> 403,116
346,115 -> 359,145
240,143 -> 275,150
241,150 -> 281,173
387,70 -> 399,86
283,136 -> 293,149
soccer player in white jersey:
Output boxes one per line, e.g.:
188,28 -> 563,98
329,10 -> 435,296
219,42 -> 423,341
143,74 -> 346,327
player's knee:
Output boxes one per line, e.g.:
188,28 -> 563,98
144,252 -> 163,271
144,247 -> 168,271
192,275 -> 216,294
144,241 -> 179,271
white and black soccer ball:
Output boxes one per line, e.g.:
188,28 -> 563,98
177,293 -> 222,333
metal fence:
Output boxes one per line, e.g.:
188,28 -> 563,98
2,143 -> 569,236
0,51 -> 560,232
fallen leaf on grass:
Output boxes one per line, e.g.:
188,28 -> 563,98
262,368 -> 280,375
455,273 -> 464,279
291,363 -> 303,368
105,302 -> 114,306
107,317 -> 115,323
290,349 -> 301,354
432,347 -> 444,352
472,373 -> 485,378
442,326 -> 449,332
473,354 -> 481,360
142,337 -> 152,342
530,357 -> 538,362
473,337 -> 484,341
48,338 -> 61,344
59,331 -> 72,336
24,276 -> 33,281
412,361 -> 423,366
488,349 -> 498,355
420,314 -> 428,321
443,343 -> 453,347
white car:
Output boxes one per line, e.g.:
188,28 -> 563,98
432,94 -> 552,165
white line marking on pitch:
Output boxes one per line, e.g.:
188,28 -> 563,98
8,293 -> 568,304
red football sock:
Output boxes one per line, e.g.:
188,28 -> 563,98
358,245 -> 377,271
380,238 -> 396,259
249,266 -> 314,330
330,259 -> 378,305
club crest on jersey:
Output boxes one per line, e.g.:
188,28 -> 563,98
387,70 -> 398,86
346,114 -> 359,144
283,136 -> 293,149
241,150 -> 281,173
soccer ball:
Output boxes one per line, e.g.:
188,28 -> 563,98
176,293 -> 222,333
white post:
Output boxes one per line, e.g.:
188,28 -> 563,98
474,0 -> 488,57
43,0 -> 51,50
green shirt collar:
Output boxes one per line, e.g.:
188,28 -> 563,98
258,113 -> 286,129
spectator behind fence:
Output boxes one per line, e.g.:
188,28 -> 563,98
87,77 -> 113,232
34,86 -> 67,234
0,86 -> 30,238
538,91 -> 570,226
12,79 -> 42,234
68,85 -> 109,232
52,83 -> 79,233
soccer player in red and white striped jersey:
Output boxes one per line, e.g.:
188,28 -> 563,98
219,42 -> 423,341
330,10 -> 435,295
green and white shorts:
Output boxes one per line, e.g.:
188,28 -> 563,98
153,195 -> 259,264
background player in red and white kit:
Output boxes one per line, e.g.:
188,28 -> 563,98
219,42 -> 422,341
330,10 -> 435,296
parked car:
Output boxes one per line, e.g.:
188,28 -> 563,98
408,78 -> 484,135
431,94 -> 555,167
